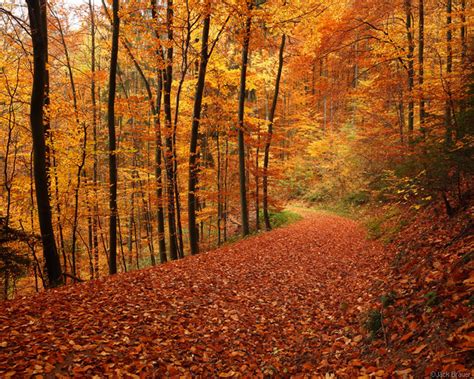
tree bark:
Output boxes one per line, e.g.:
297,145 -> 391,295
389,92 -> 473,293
263,34 -> 286,231
418,0 -> 425,135
237,0 -> 253,237
150,0 -> 167,263
26,0 -> 63,287
163,0 -> 179,260
107,0 -> 120,274
188,11 -> 211,255
404,0 -> 415,145
445,0 -> 453,145
89,0 -> 100,278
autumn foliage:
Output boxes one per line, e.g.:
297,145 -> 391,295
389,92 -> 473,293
0,0 -> 473,375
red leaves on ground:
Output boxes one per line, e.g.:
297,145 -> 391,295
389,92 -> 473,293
360,203 -> 474,377
1,208 -> 471,377
1,213 -> 388,377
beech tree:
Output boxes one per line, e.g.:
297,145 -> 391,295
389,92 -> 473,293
237,0 -> 253,237
188,7 -> 211,255
263,34 -> 286,230
107,0 -> 120,274
25,0 -> 62,287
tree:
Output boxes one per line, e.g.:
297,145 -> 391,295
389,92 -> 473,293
263,34 -> 286,231
418,0 -> 425,135
237,0 -> 253,237
404,0 -> 414,144
26,0 -> 63,287
188,6 -> 211,255
107,0 -> 120,274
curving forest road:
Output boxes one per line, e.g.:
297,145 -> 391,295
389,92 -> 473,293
0,212 -> 389,377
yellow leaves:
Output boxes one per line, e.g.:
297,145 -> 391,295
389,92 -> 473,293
395,368 -> 413,376
307,139 -> 331,158
411,344 -> 427,354
229,350 -> 245,357
219,371 -> 236,377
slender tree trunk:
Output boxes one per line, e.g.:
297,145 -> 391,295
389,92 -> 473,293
90,0 -> 100,278
163,0 -> 178,260
458,0 -> 467,138
223,137 -> 229,242
405,0 -> 415,145
237,1 -> 253,237
52,9 -> 87,280
26,0 -> 63,287
216,132 -> 222,245
117,214 -> 127,272
418,0 -> 425,135
445,0 -> 453,145
155,74 -> 167,263
172,1 -> 192,259
107,0 -> 120,274
263,34 -> 286,231
51,146 -> 67,276
255,105 -> 260,232
28,153 -> 46,289
150,0 -> 167,263
138,175 -> 156,265
188,11 -> 211,255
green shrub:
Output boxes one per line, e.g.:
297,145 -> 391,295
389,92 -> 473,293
265,210 -> 302,229
424,291 -> 441,307
366,217 -> 383,239
304,188 -> 331,203
364,309 -> 383,338
344,191 -> 370,206
381,291 -> 396,308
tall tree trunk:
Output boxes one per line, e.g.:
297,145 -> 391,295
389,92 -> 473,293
26,0 -> 63,287
263,34 -> 286,231
255,119 -> 260,232
237,1 -> 253,237
89,0 -> 100,278
107,0 -> 120,274
150,0 -> 167,263
445,0 -> 453,145
155,74 -> 167,263
172,1 -> 192,259
418,0 -> 425,135
163,0 -> 178,260
188,11 -> 211,255
216,132 -> 222,245
459,0 -> 467,138
223,137 -> 229,242
405,0 -> 415,145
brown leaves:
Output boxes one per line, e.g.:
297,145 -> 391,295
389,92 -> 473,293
9,210 -> 470,377
359,204 -> 474,376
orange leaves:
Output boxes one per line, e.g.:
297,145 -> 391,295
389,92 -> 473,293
410,344 -> 427,355
0,212 -> 388,376
0,207 -> 471,376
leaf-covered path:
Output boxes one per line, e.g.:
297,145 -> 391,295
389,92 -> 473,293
0,213 -> 389,377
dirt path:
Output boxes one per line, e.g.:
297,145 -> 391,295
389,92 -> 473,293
0,213 -> 389,377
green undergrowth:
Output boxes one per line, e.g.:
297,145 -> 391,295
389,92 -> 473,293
265,210 -> 303,228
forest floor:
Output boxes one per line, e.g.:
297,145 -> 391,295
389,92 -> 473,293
0,210 -> 472,377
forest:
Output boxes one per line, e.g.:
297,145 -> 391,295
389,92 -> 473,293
0,0 -> 473,376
